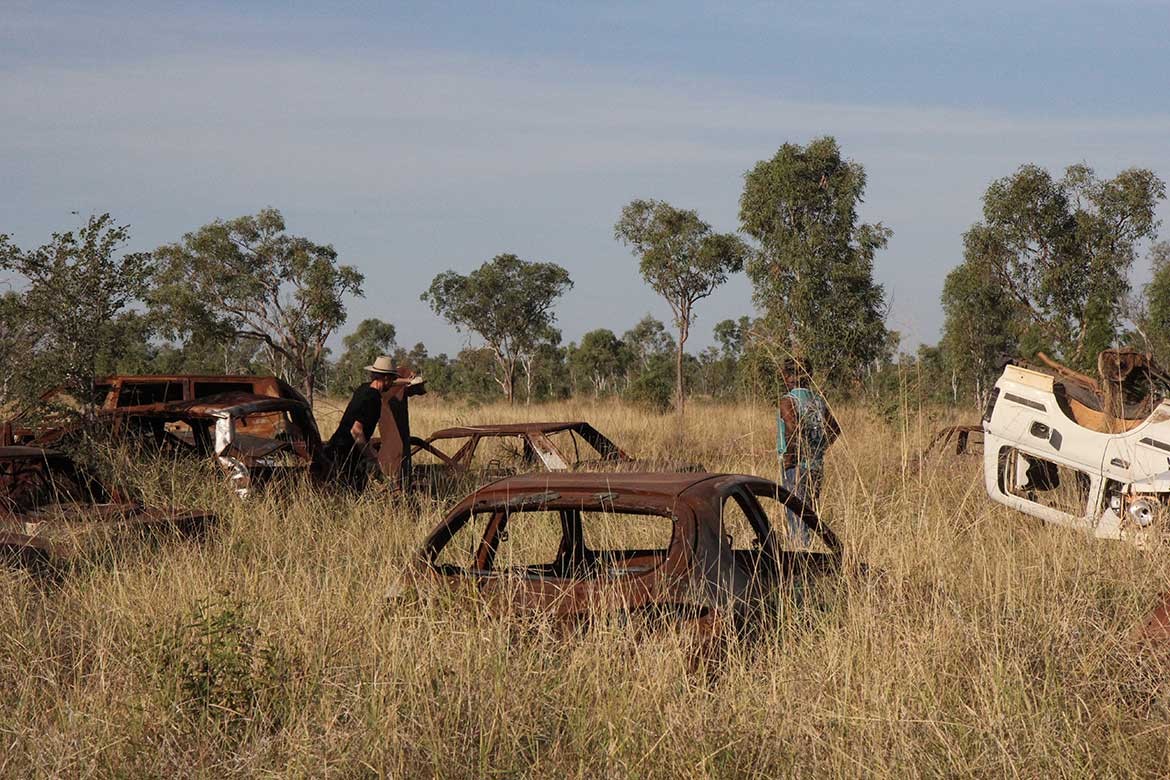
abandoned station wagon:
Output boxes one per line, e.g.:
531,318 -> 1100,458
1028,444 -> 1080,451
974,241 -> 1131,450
417,472 -> 842,632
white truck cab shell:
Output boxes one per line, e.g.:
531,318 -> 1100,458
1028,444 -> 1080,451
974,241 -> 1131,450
983,364 -> 1170,542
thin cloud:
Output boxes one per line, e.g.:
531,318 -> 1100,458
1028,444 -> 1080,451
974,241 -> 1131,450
2,49 -> 1168,352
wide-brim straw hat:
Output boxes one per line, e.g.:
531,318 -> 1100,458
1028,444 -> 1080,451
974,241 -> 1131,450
365,356 -> 399,376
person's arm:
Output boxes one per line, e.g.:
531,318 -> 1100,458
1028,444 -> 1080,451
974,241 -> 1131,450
778,396 -> 797,461
350,420 -> 379,461
824,403 -> 841,446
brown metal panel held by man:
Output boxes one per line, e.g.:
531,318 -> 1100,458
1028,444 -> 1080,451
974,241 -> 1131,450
377,368 -> 427,489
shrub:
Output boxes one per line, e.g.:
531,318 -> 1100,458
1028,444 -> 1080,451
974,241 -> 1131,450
155,596 -> 294,739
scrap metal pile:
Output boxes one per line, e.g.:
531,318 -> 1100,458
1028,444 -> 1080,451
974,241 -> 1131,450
13,356 -> 1170,645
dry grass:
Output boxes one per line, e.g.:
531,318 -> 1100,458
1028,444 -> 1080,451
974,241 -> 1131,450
3,396 -> 1170,777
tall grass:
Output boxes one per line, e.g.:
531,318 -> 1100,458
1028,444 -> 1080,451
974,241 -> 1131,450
2,396 -> 1169,777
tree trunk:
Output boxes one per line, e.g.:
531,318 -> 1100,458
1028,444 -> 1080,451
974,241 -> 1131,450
503,366 -> 514,405
676,312 -> 690,415
523,356 -> 534,406
303,372 -> 315,407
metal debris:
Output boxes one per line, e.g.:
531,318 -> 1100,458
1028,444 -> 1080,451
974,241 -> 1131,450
0,446 -> 214,566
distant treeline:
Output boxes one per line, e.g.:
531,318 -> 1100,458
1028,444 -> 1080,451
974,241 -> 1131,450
2,137 -> 1166,413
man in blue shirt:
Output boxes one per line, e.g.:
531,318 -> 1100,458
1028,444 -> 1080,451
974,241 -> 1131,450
777,357 -> 840,545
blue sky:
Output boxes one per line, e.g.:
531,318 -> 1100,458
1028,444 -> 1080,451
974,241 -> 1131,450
3,0 -> 1169,355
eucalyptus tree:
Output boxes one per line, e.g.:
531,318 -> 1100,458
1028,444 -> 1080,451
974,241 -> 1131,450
422,253 -> 572,404
615,199 -> 748,413
150,208 -> 363,402
0,214 -> 156,408
944,163 -> 1164,374
739,136 -> 890,385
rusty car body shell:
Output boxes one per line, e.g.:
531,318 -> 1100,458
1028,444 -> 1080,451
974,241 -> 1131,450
923,425 -> 984,459
127,392 -> 327,497
8,374 -> 308,448
5,372 -> 434,497
416,471 -> 841,633
409,421 -> 700,494
0,446 -> 214,565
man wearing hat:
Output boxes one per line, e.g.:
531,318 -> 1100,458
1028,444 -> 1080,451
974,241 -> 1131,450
326,355 -> 400,490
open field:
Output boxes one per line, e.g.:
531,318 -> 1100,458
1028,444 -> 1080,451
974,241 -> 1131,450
3,396 -> 1170,777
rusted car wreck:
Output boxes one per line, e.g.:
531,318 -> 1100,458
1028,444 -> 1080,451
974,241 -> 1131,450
4,372 -> 430,497
416,471 -> 841,633
0,446 -> 214,566
410,421 -> 700,494
922,425 -> 983,459
8,374 -> 309,447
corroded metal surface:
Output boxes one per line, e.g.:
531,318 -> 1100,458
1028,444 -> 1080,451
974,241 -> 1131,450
8,374 -> 308,447
415,472 -> 842,634
407,421 -> 702,495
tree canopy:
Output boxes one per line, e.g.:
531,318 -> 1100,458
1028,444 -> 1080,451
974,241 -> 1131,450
0,214 -> 156,407
149,208 -> 363,401
615,199 -> 748,412
948,164 -> 1165,373
739,136 -> 890,385
940,255 -> 1016,406
421,253 -> 572,404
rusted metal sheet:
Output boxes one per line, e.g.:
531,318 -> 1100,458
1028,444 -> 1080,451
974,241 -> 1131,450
1136,592 -> 1170,645
0,446 -> 214,566
376,370 -> 427,488
414,471 -> 842,635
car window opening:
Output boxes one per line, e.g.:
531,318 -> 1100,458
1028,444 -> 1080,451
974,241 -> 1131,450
432,505 -> 675,581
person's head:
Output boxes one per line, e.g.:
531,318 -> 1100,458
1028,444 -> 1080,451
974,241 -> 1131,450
365,355 -> 399,391
781,356 -> 812,390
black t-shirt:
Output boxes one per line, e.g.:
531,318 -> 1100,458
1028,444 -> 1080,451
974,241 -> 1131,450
328,385 -> 383,455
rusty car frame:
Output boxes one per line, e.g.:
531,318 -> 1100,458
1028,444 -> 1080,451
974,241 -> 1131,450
415,471 -> 842,634
4,372 -> 428,497
408,421 -> 699,494
922,425 -> 984,459
7,374 -> 312,449
0,446 -> 215,566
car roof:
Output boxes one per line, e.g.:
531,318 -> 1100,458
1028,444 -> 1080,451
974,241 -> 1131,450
153,392 -> 309,418
466,471 -> 749,502
427,421 -> 592,439
99,374 -> 276,382
0,446 -> 65,459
